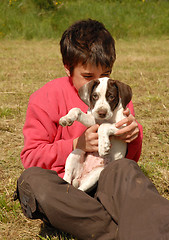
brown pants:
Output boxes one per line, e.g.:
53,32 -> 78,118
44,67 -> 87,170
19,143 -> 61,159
15,159 -> 169,240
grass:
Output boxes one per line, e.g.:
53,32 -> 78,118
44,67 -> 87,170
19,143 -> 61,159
0,38 -> 169,239
0,0 -> 169,40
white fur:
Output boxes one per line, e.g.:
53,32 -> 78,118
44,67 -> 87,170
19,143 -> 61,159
91,78 -> 113,121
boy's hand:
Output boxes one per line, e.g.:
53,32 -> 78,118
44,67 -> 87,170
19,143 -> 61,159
73,124 -> 99,152
114,108 -> 139,143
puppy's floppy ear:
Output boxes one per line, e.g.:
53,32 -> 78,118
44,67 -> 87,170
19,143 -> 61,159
78,80 -> 100,106
115,80 -> 132,108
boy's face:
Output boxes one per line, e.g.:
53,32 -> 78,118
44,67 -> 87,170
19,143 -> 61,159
66,63 -> 112,91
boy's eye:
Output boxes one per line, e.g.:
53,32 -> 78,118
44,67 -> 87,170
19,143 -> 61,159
101,73 -> 110,77
100,74 -> 110,79
100,71 -> 111,78
83,75 -> 93,79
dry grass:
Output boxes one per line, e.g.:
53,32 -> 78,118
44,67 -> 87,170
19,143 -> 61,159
0,38 -> 169,239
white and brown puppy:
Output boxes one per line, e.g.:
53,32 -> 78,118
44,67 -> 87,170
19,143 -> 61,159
59,77 -> 132,191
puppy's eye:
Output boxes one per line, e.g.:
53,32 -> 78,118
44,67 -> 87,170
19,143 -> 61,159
92,93 -> 99,100
108,95 -> 115,101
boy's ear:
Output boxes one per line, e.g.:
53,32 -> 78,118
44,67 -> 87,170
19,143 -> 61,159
64,65 -> 71,77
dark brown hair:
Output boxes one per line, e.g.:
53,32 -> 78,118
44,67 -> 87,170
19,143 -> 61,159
60,19 -> 116,75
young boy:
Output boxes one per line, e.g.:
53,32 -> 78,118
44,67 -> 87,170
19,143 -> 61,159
15,19 -> 169,240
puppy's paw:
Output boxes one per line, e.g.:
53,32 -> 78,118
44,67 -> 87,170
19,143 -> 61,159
63,172 -> 72,184
59,116 -> 74,126
72,179 -> 79,189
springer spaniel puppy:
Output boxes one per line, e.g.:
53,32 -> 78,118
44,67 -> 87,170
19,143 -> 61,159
59,77 -> 132,191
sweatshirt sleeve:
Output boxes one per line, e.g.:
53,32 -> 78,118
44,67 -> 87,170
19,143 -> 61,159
20,103 -> 73,175
125,101 -> 143,162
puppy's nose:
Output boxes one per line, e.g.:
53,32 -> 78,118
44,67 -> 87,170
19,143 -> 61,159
98,109 -> 107,118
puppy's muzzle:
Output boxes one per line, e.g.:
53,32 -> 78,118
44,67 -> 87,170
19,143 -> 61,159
97,108 -> 108,118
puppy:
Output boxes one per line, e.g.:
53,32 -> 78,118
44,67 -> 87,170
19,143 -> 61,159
59,77 -> 132,191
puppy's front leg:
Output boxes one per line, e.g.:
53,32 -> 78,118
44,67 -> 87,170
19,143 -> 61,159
59,108 -> 95,127
98,123 -> 118,157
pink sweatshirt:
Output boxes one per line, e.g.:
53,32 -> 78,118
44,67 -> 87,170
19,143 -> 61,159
21,77 -> 143,178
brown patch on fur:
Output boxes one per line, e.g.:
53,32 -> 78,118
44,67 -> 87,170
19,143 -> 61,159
106,79 -> 119,111
113,80 -> 132,108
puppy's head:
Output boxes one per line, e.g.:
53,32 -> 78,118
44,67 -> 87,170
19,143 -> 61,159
78,77 -> 132,120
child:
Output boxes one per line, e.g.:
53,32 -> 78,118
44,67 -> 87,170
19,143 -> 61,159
15,19 -> 169,239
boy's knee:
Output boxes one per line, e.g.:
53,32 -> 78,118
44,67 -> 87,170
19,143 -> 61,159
18,167 -> 45,183
18,167 -> 58,190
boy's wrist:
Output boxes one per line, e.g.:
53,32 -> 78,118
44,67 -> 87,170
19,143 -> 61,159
73,137 -> 86,152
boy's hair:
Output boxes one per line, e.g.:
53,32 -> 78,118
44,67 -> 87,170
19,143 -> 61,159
60,19 -> 116,75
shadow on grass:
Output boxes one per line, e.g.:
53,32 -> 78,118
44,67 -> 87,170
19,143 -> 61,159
39,222 -> 76,240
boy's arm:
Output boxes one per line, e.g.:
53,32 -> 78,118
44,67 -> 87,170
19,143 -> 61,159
125,122 -> 143,162
125,101 -> 143,162
20,103 -> 74,176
